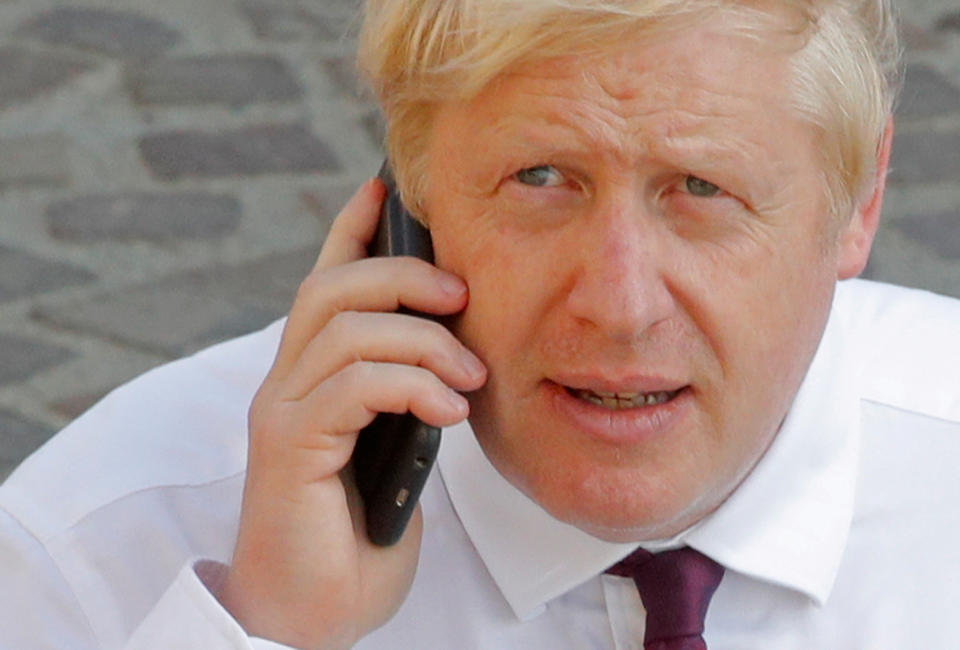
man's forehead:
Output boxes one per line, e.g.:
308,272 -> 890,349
492,22 -> 790,106
462,26 -> 795,146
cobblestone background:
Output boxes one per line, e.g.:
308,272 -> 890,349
1,0 -> 958,479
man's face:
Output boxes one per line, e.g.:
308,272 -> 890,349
423,21 -> 864,541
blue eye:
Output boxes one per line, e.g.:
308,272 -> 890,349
514,165 -> 564,187
685,175 -> 721,197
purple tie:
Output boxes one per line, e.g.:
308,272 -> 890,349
606,547 -> 724,650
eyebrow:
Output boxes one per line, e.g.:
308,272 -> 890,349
653,131 -> 768,174
490,112 -> 775,179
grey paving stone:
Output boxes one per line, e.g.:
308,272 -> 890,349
323,56 -> 378,108
237,0 -> 342,41
0,46 -> 94,111
0,408 -> 55,467
18,7 -> 180,59
46,192 -> 242,243
0,244 -> 97,303
935,10 -> 960,32
32,248 -> 317,357
892,210 -> 960,260
322,56 -> 363,97
139,123 -> 341,180
896,64 -> 960,119
900,20 -> 947,51
50,391 -> 110,421
0,134 -> 71,188
298,184 -> 362,223
130,55 -> 303,107
362,109 -> 386,150
888,131 -> 960,184
0,333 -> 74,386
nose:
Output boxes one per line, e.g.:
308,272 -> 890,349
564,199 -> 676,342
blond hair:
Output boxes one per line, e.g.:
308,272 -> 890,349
357,0 -> 901,221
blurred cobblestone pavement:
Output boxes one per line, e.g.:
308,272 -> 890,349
1,0 -> 959,479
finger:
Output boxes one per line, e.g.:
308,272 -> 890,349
272,258 -> 468,379
292,361 -> 470,448
313,178 -> 386,272
281,311 -> 487,400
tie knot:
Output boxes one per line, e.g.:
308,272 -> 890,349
606,547 -> 724,647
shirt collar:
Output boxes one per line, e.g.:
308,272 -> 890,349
438,420 -> 637,620
437,285 -> 861,619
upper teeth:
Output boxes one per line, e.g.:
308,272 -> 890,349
575,389 -> 675,409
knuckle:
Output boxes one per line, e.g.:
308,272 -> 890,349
324,310 -> 356,340
429,322 -> 464,353
422,329 -> 456,365
341,359 -> 377,392
295,270 -> 328,303
409,364 -> 440,393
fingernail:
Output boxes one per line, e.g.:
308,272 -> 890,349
439,273 -> 467,296
447,390 -> 469,415
460,349 -> 485,379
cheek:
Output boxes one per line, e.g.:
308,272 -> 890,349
687,224 -> 836,431
690,209 -> 834,344
433,222 -> 536,360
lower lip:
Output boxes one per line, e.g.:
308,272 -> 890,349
546,382 -> 693,445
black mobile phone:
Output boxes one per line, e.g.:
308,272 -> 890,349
351,160 -> 442,546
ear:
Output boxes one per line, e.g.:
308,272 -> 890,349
836,117 -> 894,279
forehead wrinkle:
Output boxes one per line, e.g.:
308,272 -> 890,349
492,57 -> 672,164
644,78 -> 805,180
471,81 -> 651,171
571,60 -> 789,173
653,109 -> 767,167
544,97 -> 650,169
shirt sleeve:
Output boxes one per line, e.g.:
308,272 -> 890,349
125,561 -> 297,650
0,507 -> 294,650
0,507 -> 99,649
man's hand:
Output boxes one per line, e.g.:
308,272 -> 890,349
219,179 -> 487,650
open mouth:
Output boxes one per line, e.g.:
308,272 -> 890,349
564,387 -> 683,410
549,381 -> 693,443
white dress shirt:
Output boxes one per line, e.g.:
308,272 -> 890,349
1,279 -> 958,649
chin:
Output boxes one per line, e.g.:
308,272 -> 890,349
534,477 -> 716,543
480,434 -> 714,542
468,386 -> 737,543
557,488 -> 723,543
